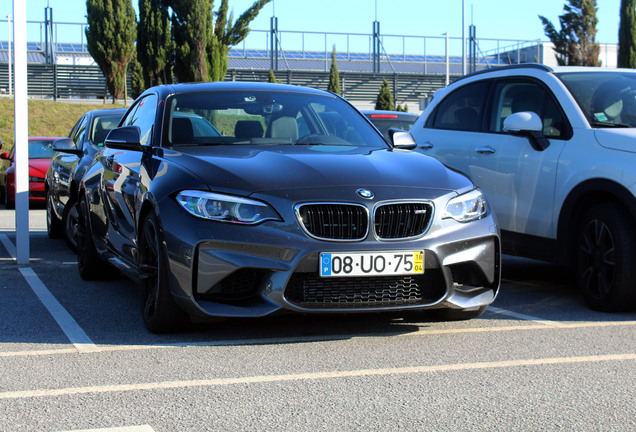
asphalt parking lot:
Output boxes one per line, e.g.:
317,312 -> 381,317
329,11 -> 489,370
0,208 -> 634,432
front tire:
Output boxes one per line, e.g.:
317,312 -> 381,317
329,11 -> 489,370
138,211 -> 185,333
4,186 -> 14,209
62,200 -> 79,252
77,194 -> 103,280
46,189 -> 63,239
575,203 -> 636,312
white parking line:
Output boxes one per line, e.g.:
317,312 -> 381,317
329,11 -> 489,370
1,353 -> 634,400
58,426 -> 155,432
487,306 -> 561,325
18,267 -> 97,352
0,233 -> 96,352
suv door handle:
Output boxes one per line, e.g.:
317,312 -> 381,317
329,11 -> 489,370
418,141 -> 433,150
475,146 -> 495,154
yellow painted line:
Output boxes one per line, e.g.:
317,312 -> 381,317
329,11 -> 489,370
0,353 -> 634,400
1,320 -> 635,358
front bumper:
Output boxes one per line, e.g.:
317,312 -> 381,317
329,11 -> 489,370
161,200 -> 501,318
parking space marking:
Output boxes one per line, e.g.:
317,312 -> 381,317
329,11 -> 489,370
0,353 -> 633,400
0,233 -> 96,352
19,267 -> 97,352
58,426 -> 155,432
487,306 -> 561,325
0,233 -> 16,259
1,320 -> 634,358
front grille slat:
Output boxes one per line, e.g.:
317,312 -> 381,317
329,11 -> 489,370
298,204 -> 368,241
286,271 -> 446,309
375,203 -> 432,239
297,201 -> 433,241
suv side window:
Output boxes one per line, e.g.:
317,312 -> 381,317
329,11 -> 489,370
489,81 -> 568,139
426,81 -> 489,132
123,94 -> 158,145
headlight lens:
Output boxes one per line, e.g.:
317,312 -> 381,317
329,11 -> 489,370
443,189 -> 487,222
176,190 -> 280,225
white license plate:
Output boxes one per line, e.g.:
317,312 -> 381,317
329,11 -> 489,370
319,251 -> 424,277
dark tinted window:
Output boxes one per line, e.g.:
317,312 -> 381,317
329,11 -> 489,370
124,94 -> 158,145
489,81 -> 568,139
428,81 -> 489,132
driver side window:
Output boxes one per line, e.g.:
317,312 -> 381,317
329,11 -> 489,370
123,94 -> 158,145
489,81 -> 566,139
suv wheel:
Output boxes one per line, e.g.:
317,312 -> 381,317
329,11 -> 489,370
575,203 -> 636,311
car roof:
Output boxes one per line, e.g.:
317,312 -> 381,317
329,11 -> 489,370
143,81 -> 338,99
361,110 -> 419,118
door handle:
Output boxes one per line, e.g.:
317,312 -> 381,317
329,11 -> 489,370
418,141 -> 433,150
475,146 -> 495,154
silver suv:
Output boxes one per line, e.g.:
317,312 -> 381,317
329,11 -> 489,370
411,64 -> 636,312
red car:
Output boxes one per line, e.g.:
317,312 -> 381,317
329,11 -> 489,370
0,137 -> 63,209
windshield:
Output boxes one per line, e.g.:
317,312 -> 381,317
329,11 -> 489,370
163,90 -> 387,148
28,139 -> 57,159
557,71 -> 636,127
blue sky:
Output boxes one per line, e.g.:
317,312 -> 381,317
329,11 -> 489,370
0,0 -> 623,46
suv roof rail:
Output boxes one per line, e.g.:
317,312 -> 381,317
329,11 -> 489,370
454,63 -> 554,83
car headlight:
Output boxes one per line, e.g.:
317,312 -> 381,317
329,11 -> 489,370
176,190 -> 281,225
443,189 -> 487,223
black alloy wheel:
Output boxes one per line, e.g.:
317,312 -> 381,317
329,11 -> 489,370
138,211 -> 185,333
4,186 -> 14,209
62,200 -> 79,252
77,194 -> 103,280
576,203 -> 636,312
46,189 -> 63,239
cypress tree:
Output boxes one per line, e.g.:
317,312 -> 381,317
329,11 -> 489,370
166,0 -> 270,83
539,0 -> 600,66
137,0 -> 173,88
209,0 -> 271,82
375,79 -> 394,111
618,0 -> 636,68
328,45 -> 341,95
86,0 -> 136,103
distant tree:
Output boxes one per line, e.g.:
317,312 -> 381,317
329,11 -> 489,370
86,0 -> 137,103
618,0 -> 636,68
129,53 -> 145,98
165,0 -> 213,82
539,0 -> 601,66
137,0 -> 173,88
209,0 -> 271,82
375,79 -> 394,111
396,103 -> 409,112
327,45 -> 341,95
166,0 -> 270,83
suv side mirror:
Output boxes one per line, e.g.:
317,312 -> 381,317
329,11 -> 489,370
503,112 -> 550,151
104,126 -> 143,151
389,129 -> 417,150
52,138 -> 83,156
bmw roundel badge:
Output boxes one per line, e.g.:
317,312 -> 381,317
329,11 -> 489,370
356,188 -> 374,199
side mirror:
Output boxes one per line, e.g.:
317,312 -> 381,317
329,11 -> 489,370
52,138 -> 83,156
389,129 -> 417,150
104,126 -> 143,151
503,111 -> 550,151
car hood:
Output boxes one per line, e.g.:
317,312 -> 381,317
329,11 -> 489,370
594,129 -> 636,152
29,158 -> 52,177
162,145 -> 472,198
